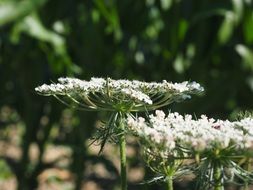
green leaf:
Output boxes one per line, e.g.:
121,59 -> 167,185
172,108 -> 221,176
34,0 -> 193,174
10,13 -> 79,74
178,19 -> 188,42
243,10 -> 253,44
0,159 -> 13,179
232,0 -> 244,24
94,0 -> 122,41
218,11 -> 235,45
13,14 -> 65,53
235,44 -> 253,71
173,54 -> 184,74
0,0 -> 47,26
160,0 -> 173,11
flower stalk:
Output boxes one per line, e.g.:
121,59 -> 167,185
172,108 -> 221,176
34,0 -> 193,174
243,182 -> 249,190
119,113 -> 127,190
165,166 -> 175,190
166,175 -> 173,190
243,158 -> 251,190
213,164 -> 223,190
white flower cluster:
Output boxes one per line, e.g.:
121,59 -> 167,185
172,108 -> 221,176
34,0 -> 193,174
35,77 -> 203,111
121,88 -> 152,105
127,110 -> 253,154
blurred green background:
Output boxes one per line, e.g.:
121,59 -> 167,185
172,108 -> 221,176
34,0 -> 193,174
0,0 -> 253,189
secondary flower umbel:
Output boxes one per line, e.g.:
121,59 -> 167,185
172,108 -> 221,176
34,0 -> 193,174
127,110 -> 253,153
35,77 -> 204,112
127,111 -> 253,189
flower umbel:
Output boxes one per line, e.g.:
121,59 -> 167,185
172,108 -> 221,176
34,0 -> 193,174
127,111 -> 253,189
35,77 -> 204,112
128,110 -> 253,152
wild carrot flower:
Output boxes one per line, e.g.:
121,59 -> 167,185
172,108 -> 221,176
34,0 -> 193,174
35,77 -> 203,112
127,111 -> 253,190
128,110 -> 253,152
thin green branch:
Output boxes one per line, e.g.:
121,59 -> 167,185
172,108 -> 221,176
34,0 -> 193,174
119,113 -> 127,190
213,164 -> 224,190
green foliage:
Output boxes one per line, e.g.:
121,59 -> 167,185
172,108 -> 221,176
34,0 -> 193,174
0,159 -> 13,179
1,0 -> 253,189
0,0 -> 47,26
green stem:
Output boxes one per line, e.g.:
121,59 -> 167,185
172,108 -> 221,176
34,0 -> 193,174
243,183 -> 249,190
164,165 -> 174,190
243,159 -> 251,190
119,114 -> 127,190
166,175 -> 173,190
213,164 -> 224,190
